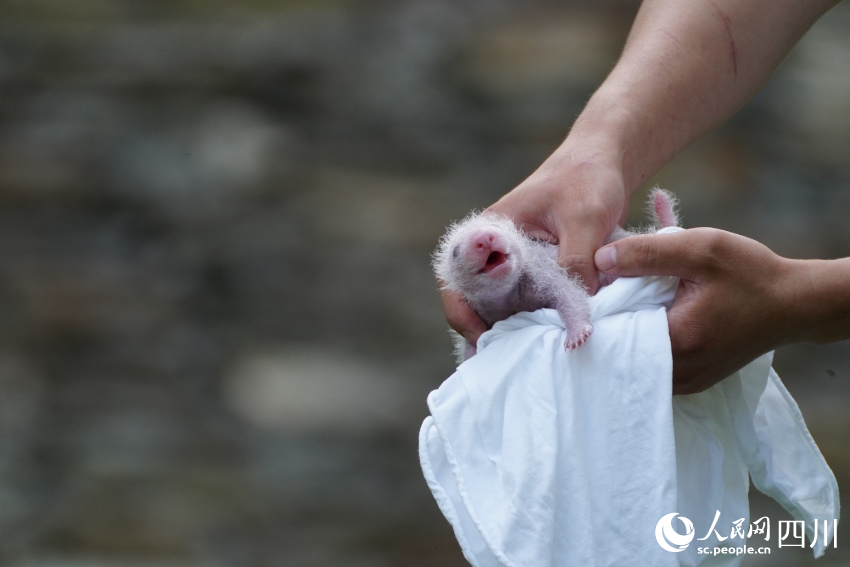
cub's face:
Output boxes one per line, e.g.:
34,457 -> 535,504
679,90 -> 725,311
434,213 -> 527,301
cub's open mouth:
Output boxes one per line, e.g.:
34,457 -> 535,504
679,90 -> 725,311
480,251 -> 508,274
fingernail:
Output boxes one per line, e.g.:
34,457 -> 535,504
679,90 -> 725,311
594,245 -> 617,272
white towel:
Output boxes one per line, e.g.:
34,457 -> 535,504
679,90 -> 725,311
420,268 -> 839,566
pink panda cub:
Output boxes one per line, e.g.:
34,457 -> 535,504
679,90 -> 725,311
433,188 -> 679,362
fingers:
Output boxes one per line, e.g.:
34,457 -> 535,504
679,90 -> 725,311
554,213 -> 616,295
557,244 -> 601,295
594,228 -> 719,279
440,289 -> 488,346
665,301 -> 720,395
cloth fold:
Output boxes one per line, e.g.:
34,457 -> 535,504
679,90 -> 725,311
420,269 -> 838,567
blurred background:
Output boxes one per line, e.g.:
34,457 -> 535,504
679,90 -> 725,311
1,0 -> 850,565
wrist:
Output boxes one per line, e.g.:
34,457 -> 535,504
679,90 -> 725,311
779,257 -> 850,345
565,86 -> 664,197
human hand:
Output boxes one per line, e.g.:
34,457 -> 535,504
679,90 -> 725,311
487,146 -> 629,292
440,286 -> 488,349
440,143 -> 630,346
594,228 -> 797,394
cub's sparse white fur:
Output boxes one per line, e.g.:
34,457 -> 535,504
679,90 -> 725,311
433,187 -> 680,364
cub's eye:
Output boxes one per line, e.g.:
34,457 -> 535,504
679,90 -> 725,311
452,245 -> 460,259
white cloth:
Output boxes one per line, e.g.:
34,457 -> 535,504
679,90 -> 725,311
420,269 -> 839,567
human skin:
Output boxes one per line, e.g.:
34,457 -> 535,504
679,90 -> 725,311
595,229 -> 850,394
441,0 -> 840,354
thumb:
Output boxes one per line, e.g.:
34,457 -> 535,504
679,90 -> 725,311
594,230 -> 700,279
557,229 -> 602,294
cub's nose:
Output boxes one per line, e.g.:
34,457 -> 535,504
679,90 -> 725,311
475,235 -> 494,249
469,230 -> 497,252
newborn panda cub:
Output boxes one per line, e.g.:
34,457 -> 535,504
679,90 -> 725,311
433,188 -> 680,362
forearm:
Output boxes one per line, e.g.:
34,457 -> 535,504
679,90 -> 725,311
562,0 -> 838,195
784,257 -> 850,346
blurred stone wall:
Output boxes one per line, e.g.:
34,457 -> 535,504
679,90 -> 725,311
1,0 -> 850,565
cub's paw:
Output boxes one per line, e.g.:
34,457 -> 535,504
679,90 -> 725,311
564,324 -> 593,351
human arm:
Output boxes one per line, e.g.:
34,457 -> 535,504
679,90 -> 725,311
594,228 -> 850,394
442,0 -> 839,346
